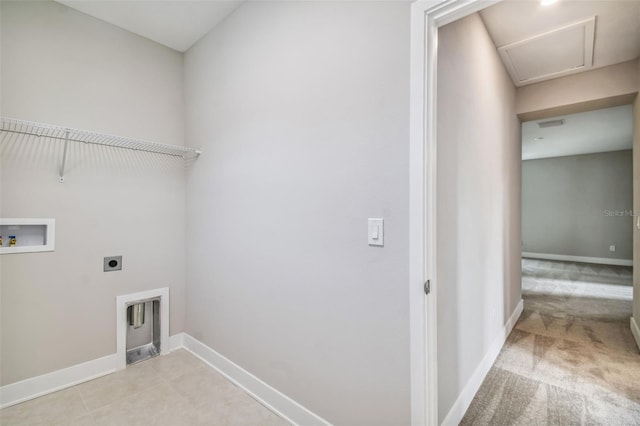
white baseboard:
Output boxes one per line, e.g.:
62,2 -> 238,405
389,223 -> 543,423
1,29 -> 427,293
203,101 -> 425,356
0,354 -> 117,409
522,252 -> 632,267
441,299 -> 524,426
180,333 -> 329,426
1,333 -> 185,410
630,317 -> 640,352
169,332 -> 184,350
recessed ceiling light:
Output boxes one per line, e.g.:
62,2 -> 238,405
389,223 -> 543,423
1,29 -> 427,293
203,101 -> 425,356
534,137 -> 545,141
540,0 -> 558,6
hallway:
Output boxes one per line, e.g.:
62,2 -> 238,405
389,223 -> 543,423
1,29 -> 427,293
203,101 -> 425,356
461,259 -> 639,424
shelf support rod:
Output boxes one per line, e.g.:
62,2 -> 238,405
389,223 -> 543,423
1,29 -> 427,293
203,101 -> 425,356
59,129 -> 69,183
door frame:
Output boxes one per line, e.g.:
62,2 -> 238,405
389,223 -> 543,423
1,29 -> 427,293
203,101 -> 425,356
408,1 -> 501,424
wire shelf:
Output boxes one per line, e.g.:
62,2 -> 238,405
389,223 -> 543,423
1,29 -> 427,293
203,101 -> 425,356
0,117 -> 200,182
0,117 -> 200,159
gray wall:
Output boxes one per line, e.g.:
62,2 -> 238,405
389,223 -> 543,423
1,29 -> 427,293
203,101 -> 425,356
0,1 -> 186,385
436,13 -> 522,422
183,2 -> 410,424
632,86 -> 639,323
522,150 -> 633,261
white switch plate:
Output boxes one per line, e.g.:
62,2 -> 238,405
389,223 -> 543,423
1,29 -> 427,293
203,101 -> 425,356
609,245 -> 616,252
368,218 -> 384,246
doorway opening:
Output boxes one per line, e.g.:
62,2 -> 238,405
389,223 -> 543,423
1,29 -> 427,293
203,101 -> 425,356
521,104 -> 634,300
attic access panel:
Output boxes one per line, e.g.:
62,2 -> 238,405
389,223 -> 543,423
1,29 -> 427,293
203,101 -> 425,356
498,17 -> 596,87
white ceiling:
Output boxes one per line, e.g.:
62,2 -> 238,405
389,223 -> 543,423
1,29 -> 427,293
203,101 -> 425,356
522,105 -> 633,161
481,0 -> 640,86
56,1 -> 245,52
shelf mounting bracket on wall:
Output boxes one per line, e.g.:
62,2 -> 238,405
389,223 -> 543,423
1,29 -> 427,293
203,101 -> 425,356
59,129 -> 69,183
0,117 -> 201,182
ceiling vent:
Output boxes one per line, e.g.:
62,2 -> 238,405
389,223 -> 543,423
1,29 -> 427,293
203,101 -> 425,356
538,119 -> 566,128
498,17 -> 596,87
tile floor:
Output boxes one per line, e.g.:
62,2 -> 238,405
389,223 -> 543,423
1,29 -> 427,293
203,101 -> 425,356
1,350 -> 289,426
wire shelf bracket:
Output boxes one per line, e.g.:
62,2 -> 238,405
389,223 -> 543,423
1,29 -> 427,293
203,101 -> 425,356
59,130 -> 69,183
0,117 -> 201,183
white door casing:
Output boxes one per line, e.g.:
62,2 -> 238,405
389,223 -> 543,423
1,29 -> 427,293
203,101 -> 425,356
409,1 -> 501,424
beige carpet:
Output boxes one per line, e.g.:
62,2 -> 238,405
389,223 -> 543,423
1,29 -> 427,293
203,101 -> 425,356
461,259 -> 640,425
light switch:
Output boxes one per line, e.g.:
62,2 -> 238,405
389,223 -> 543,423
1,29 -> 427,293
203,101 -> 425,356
368,218 -> 384,246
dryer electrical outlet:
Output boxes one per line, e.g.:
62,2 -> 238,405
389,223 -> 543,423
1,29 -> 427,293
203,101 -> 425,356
104,256 -> 123,272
